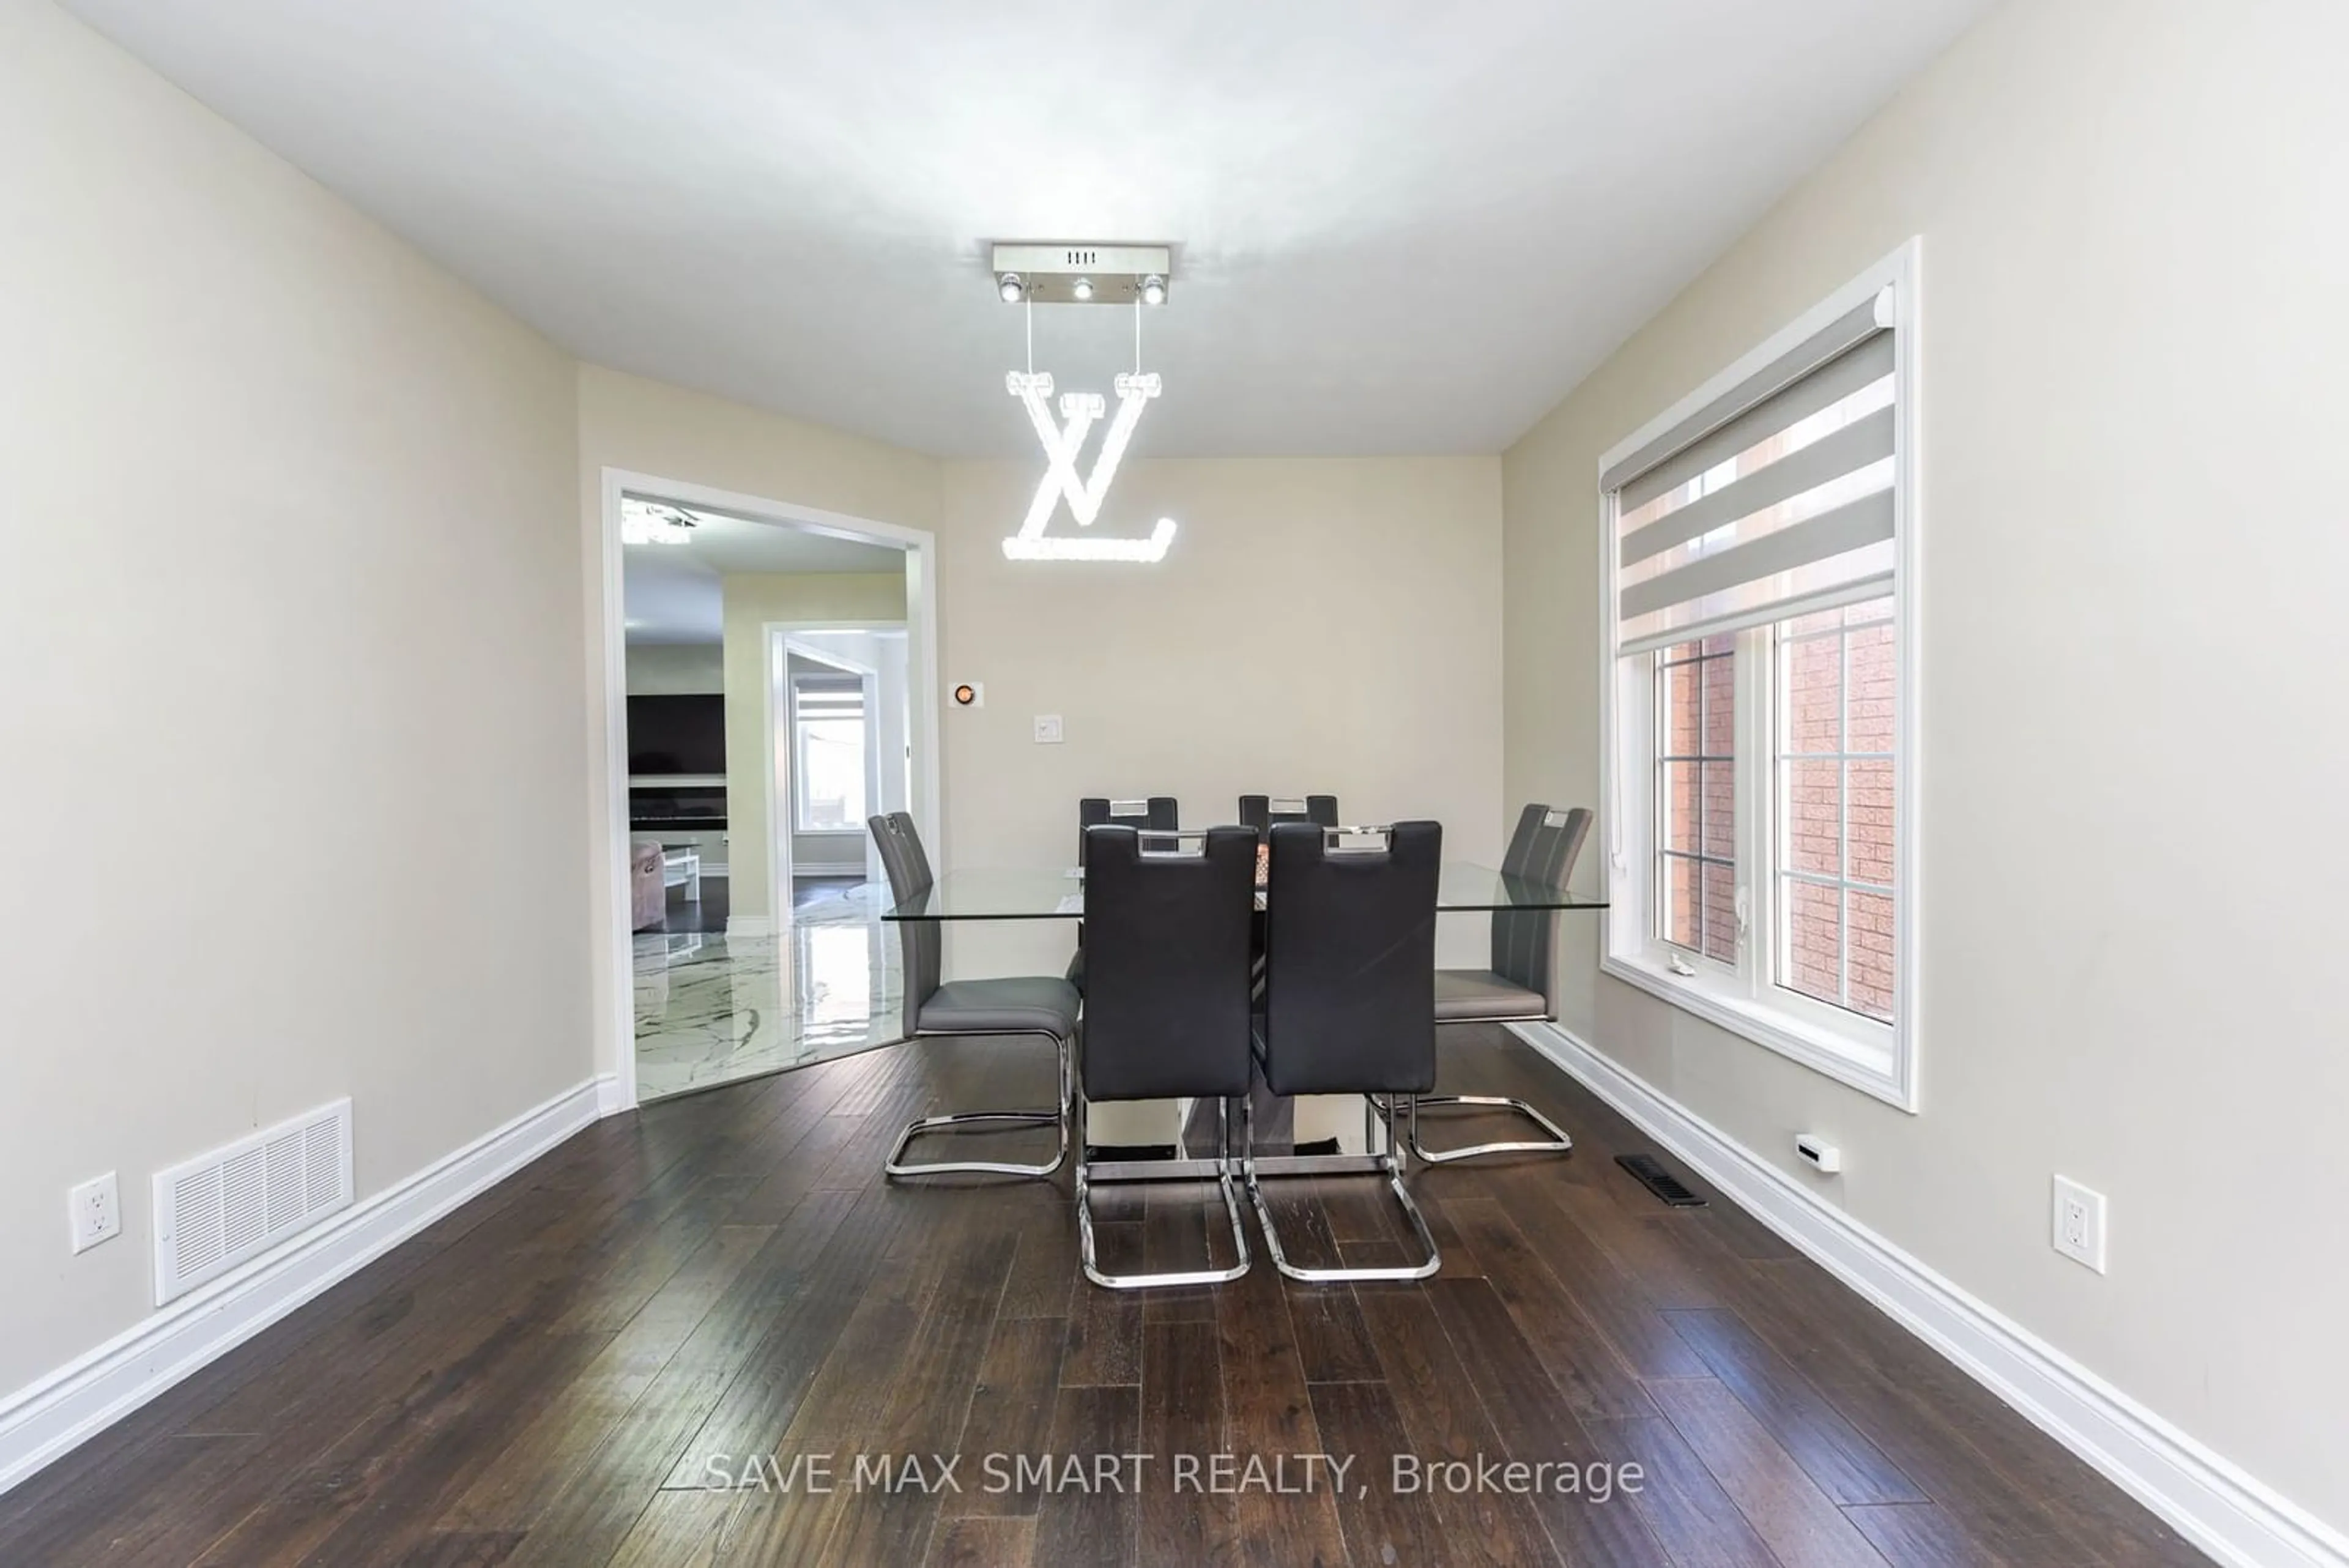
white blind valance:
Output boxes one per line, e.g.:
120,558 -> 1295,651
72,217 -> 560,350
793,673 -> 864,718
1609,289 -> 1899,656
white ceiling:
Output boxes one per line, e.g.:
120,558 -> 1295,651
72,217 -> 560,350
623,505 -> 905,645
64,0 -> 1987,457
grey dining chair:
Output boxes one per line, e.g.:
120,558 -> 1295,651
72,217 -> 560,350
1236,794 -> 1338,839
869,811 -> 1079,1180
1074,825 -> 1257,1290
1068,796 -> 1180,995
1409,803 -> 1593,1163
1077,795 -> 1181,861
1248,821 -> 1443,1283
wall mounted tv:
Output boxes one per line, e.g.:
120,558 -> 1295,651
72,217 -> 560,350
626,694 -> 726,776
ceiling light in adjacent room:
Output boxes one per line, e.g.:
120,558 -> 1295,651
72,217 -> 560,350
620,498 -> 698,545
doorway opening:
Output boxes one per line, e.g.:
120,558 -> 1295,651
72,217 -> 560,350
597,470 -> 939,1107
771,626 -> 911,904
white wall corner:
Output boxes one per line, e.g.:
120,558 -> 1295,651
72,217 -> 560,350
0,1077 -> 604,1501
1506,1021 -> 2349,1568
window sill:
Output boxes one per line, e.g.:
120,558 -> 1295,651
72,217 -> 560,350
1600,950 -> 1915,1112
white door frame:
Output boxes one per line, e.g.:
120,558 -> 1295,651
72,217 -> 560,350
593,466 -> 941,1114
770,627 -> 895,896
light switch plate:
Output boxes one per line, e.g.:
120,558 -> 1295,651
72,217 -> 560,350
1033,715 -> 1063,744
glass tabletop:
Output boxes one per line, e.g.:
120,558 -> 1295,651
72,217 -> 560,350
882,862 -> 1608,921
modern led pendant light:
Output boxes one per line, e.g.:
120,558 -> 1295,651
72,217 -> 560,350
990,243 -> 1178,563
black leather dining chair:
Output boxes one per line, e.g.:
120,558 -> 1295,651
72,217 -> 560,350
1067,797 -> 1180,995
869,812 -> 1079,1180
1078,796 -> 1180,861
1237,794 -> 1338,839
1075,825 -> 1257,1290
1248,820 -> 1442,1283
1407,803 -> 1594,1163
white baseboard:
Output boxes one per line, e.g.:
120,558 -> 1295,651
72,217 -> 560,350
1507,1022 -> 2347,1568
596,1073 -> 636,1117
726,915 -> 776,938
0,1074 -> 610,1499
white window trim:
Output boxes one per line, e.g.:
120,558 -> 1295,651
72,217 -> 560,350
1596,238 -> 1923,1113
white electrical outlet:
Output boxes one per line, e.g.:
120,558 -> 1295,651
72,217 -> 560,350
1033,714 -> 1063,744
2051,1175 -> 2107,1273
70,1172 -> 121,1254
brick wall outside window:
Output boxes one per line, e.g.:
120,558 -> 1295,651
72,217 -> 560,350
1657,634 -> 1738,962
1778,600 -> 1895,1020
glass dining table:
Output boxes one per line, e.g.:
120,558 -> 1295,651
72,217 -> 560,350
879,854 -> 1606,1181
880,861 -> 1609,921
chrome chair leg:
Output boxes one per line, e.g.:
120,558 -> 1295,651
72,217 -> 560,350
884,1032 -> 1072,1180
1077,1096 -> 1252,1290
1380,1091 -> 1573,1164
1245,1095 -> 1440,1284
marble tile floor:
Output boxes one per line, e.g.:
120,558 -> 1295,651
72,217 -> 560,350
633,880 -> 904,1102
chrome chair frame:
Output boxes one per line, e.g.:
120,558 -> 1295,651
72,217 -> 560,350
1074,1095 -> 1252,1290
1386,1090 -> 1573,1165
1244,1090 -> 1440,1284
884,1039 -> 1073,1180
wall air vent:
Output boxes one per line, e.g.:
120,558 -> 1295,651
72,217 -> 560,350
153,1099 -> 354,1306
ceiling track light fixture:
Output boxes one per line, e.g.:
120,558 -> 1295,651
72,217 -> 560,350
989,241 -> 1180,563
987,243 -> 1171,306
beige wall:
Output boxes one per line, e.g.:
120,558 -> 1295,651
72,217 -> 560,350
1502,0 -> 2349,1528
938,456 -> 1507,980
719,574 -> 909,917
0,0 -> 589,1400
576,365 -> 944,536
623,642 -> 725,696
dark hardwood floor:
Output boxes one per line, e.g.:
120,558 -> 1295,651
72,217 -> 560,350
0,1028 -> 2210,1567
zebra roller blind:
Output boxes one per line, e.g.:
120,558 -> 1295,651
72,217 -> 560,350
792,672 -> 864,718
1607,288 -> 1900,656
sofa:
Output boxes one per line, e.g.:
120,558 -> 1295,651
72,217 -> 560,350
631,841 -> 667,931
